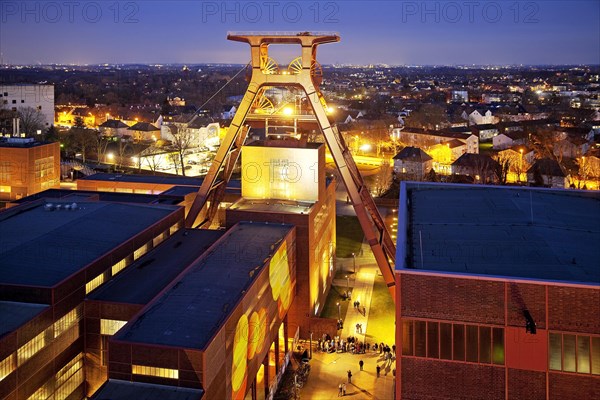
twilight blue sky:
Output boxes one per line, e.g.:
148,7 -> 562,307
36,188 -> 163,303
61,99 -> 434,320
1,1 -> 599,65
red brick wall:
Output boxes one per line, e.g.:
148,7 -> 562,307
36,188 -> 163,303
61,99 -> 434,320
549,372 -> 600,400
548,287 -> 600,334
507,368 -> 546,399
401,357 -> 505,399
400,274 -> 504,325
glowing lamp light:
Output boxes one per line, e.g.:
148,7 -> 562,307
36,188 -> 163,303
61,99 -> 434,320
282,107 -> 293,116
131,157 -> 139,163
106,152 -> 115,161
359,144 -> 372,152
327,106 -> 335,114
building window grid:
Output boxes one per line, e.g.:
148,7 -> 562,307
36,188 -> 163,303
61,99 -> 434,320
54,306 -> 81,338
132,364 -> 179,379
550,331 -> 600,375
27,354 -> 83,400
34,156 -> 54,183
403,319 -> 504,367
17,331 -> 47,365
0,353 -> 16,381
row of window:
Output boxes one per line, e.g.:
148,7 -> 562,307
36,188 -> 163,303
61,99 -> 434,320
28,354 -> 84,400
1,307 -> 81,382
85,221 -> 182,296
549,333 -> 600,375
402,320 -> 505,365
132,364 -> 179,379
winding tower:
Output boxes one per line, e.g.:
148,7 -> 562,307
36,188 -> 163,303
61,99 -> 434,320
185,32 -> 397,298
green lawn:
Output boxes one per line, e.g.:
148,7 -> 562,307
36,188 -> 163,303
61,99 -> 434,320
365,273 -> 396,345
321,285 -> 351,320
336,215 -> 364,258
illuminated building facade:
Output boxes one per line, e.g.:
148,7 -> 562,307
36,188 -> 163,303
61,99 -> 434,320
395,182 -> 600,399
0,199 -> 183,399
0,138 -> 60,201
226,140 -> 336,337
98,222 -> 296,400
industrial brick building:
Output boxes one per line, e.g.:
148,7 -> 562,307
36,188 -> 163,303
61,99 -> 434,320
0,138 -> 60,201
395,183 -> 600,399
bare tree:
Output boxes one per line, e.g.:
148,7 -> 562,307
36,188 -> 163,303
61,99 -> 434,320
371,161 -> 393,197
169,127 -> 194,177
68,127 -> 96,163
93,133 -> 110,163
17,106 -> 46,136
493,152 -> 513,185
140,146 -> 164,175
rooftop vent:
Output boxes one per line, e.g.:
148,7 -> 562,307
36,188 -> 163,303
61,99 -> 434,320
44,203 -> 54,211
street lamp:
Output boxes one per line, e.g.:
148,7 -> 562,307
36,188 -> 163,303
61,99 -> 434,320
345,275 -> 350,298
352,252 -> 356,274
519,148 -> 523,183
309,332 -> 313,359
336,302 -> 341,320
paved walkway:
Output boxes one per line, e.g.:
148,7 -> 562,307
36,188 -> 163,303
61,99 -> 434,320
299,242 -> 395,399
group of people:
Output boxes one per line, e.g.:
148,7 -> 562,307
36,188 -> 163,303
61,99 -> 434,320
318,335 -> 375,354
353,300 -> 366,315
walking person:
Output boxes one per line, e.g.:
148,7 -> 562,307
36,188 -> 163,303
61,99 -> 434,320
338,383 -> 343,397
359,359 -> 364,371
347,369 -> 352,383
342,383 -> 347,396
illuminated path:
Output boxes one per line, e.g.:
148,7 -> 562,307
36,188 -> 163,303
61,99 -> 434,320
299,242 -> 395,399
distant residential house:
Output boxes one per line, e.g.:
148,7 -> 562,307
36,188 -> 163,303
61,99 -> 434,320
98,119 -> 129,137
451,153 -> 499,184
493,131 -> 529,150
472,124 -> 499,141
161,115 -> 220,148
554,135 -> 590,159
127,121 -> 161,142
527,158 -> 568,189
462,109 -> 496,126
397,128 -> 479,155
221,105 -> 237,119
393,147 -> 433,180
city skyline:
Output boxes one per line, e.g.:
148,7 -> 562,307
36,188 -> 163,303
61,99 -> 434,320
1,1 -> 599,66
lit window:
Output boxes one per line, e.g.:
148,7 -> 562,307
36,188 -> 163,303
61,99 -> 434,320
86,272 -> 106,294
54,307 -> 81,338
549,333 -> 562,370
111,258 -> 129,276
100,319 -> 127,336
134,242 -> 151,260
0,354 -> 15,381
132,364 -> 179,379
17,331 -> 46,365
170,222 -> 181,235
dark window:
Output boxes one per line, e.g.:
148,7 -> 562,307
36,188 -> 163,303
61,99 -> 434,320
415,321 -> 426,357
12,99 -> 16,104
466,325 -> 478,362
427,321 -> 439,358
564,334 -> 576,372
453,324 -> 465,361
479,327 -> 491,363
21,100 -> 24,103
592,337 -> 600,375
577,336 -> 590,373
549,333 -> 562,370
402,320 -> 413,356
440,323 -> 452,360
492,328 -> 504,365
3,92 -> 7,96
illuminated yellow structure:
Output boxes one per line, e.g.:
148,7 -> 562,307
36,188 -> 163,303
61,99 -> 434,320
227,140 -> 335,337
187,32 -> 396,300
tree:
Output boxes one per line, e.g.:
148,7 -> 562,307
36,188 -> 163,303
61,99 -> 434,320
92,134 -> 110,163
73,116 -> 85,128
43,125 -> 59,142
493,152 -> 513,185
404,104 -> 448,130
17,106 -> 46,136
68,127 -> 96,162
371,161 -> 393,197
169,127 -> 194,177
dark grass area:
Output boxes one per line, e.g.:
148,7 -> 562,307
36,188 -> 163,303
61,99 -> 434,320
320,285 -> 351,320
336,215 -> 364,258
365,273 -> 396,345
